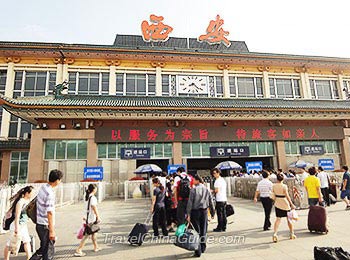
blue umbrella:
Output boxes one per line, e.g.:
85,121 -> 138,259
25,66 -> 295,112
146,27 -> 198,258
289,160 -> 313,168
215,161 -> 242,171
134,164 -> 162,174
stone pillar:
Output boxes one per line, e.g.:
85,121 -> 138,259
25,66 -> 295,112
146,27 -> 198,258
155,66 -> 162,96
0,151 -> 11,183
300,72 -> 311,99
62,64 -> 69,82
337,74 -> 346,100
55,63 -> 63,84
28,130 -> 45,182
223,69 -> 230,98
109,65 -> 116,95
340,130 -> 350,166
276,141 -> 287,171
87,138 -> 98,167
0,62 -> 15,138
262,70 -> 270,98
173,142 -> 182,165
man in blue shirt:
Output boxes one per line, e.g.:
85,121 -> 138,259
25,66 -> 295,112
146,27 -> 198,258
341,166 -> 350,210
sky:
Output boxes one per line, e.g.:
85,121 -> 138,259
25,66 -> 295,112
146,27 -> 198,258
1,0 -> 350,58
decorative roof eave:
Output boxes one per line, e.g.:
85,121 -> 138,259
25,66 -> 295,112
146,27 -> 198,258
1,42 -> 350,69
4,106 -> 350,125
0,140 -> 31,151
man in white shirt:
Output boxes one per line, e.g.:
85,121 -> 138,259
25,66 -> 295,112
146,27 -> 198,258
31,169 -> 63,260
212,168 -> 227,232
254,171 -> 273,230
317,166 -> 330,206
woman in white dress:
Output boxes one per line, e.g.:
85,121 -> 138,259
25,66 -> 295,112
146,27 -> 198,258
3,186 -> 34,260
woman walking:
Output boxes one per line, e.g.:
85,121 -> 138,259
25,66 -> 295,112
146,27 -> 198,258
151,178 -> 168,237
4,186 -> 34,260
272,173 -> 296,242
74,184 -> 101,257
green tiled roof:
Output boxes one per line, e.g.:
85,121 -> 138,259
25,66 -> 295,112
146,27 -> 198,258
1,94 -> 350,111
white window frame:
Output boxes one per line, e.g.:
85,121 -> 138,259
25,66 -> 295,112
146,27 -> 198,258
309,78 -> 339,100
68,71 -> 109,95
269,77 -> 301,99
228,75 -> 264,98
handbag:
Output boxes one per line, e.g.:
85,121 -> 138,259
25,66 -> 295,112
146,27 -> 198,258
314,246 -> 350,260
77,224 -> 86,239
83,196 -> 100,235
174,222 -> 200,252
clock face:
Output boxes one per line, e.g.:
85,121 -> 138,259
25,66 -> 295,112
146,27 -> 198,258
178,75 -> 208,94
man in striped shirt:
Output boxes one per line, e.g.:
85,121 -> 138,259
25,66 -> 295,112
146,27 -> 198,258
31,169 -> 63,260
254,170 -> 273,231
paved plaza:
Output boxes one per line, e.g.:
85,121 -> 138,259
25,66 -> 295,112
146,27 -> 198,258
1,197 -> 350,260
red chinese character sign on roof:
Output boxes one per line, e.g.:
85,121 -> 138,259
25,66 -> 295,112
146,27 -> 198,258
198,15 -> 231,47
141,14 -> 173,42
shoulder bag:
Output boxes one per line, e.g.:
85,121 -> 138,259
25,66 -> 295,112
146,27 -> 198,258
83,196 -> 100,235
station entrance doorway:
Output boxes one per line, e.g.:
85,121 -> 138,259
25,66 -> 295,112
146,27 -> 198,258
187,157 -> 274,176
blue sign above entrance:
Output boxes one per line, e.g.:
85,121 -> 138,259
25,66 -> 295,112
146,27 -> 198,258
245,161 -> 263,174
167,164 -> 186,175
318,159 -> 335,171
121,148 -> 151,159
84,167 -> 103,181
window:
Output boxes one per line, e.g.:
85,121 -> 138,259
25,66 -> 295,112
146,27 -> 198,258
68,72 -> 109,95
182,142 -> 274,157
0,70 -> 6,131
14,71 -> 56,97
44,140 -> 87,160
229,76 -> 263,98
116,73 -> 156,96
285,141 -> 339,155
9,152 -> 29,184
269,78 -> 301,98
97,143 -> 173,159
309,79 -> 339,99
162,75 -> 170,96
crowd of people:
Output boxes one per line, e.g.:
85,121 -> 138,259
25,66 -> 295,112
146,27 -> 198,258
3,164 -> 350,258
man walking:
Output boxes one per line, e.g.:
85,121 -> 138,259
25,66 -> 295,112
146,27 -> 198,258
341,166 -> 350,210
211,168 -> 227,232
254,171 -> 273,230
187,175 -> 215,257
31,169 -> 63,260
317,166 -> 330,206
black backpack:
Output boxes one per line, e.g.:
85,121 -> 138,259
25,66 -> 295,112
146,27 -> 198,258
178,176 -> 191,199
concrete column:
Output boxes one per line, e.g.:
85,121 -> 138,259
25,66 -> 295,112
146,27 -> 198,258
62,64 -> 69,82
0,151 -> 11,183
341,128 -> 350,167
0,62 -> 15,138
300,72 -> 312,99
155,66 -> 162,96
262,71 -> 270,98
87,138 -> 98,167
173,142 -> 182,165
276,141 -> 287,171
109,65 -> 116,95
340,137 -> 350,166
55,63 -> 63,84
337,74 -> 346,100
223,69 -> 230,98
27,130 -> 44,182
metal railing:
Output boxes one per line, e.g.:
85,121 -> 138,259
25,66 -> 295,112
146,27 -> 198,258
0,182 -> 107,234
124,180 -> 151,201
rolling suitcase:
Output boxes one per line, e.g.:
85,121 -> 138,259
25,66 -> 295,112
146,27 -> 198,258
128,213 -> 152,246
308,205 -> 328,234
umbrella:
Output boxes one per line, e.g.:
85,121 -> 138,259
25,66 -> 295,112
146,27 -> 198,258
215,161 -> 242,171
289,160 -> 313,168
134,164 -> 162,174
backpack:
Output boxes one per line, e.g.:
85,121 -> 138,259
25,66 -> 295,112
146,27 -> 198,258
178,176 -> 191,199
2,207 -> 16,231
26,197 -> 37,224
